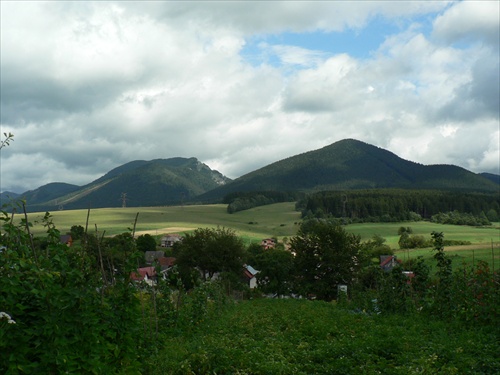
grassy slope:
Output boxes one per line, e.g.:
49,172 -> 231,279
22,203 -> 499,264
149,299 -> 500,374
22,203 -> 302,240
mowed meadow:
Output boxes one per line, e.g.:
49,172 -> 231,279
23,202 -> 500,266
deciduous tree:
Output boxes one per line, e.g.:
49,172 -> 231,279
136,233 -> 157,252
254,248 -> 294,297
175,227 -> 246,285
291,219 -> 361,301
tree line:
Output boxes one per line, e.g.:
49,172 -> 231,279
297,189 -> 500,223
224,191 -> 304,214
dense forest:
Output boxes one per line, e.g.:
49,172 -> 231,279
224,191 -> 305,213
298,189 -> 500,223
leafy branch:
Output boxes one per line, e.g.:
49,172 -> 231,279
0,132 -> 14,150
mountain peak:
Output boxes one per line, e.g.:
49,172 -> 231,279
14,139 -> 499,211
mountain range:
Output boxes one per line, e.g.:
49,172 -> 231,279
1,139 -> 498,212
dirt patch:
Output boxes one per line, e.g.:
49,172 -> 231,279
444,243 -> 500,252
134,227 -> 193,236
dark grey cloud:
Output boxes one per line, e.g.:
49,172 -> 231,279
0,1 -> 498,194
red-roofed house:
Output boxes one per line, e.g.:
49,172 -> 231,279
158,257 -> 176,271
60,234 -> 73,247
130,267 -> 157,286
261,238 -> 276,250
380,255 -> 401,272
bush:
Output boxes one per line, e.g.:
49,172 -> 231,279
431,211 -> 491,226
0,208 -> 144,373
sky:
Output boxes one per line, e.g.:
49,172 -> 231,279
1,1 -> 499,194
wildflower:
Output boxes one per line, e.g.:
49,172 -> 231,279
0,311 -> 16,324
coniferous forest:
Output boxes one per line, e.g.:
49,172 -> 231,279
298,189 -> 500,223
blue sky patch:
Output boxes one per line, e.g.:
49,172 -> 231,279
240,14 -> 434,67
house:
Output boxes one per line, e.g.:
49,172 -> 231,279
242,264 -> 259,289
59,234 -> 73,247
402,271 -> 415,284
261,238 -> 276,250
381,255 -> 414,284
157,256 -> 176,272
144,250 -> 165,265
160,234 -> 182,248
380,255 -> 401,272
130,266 -> 157,286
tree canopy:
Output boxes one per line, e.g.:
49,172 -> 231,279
174,227 -> 246,284
291,220 -> 361,301
136,233 -> 157,252
253,248 -> 294,297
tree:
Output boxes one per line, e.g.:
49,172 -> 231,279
291,220 -> 361,301
246,242 -> 265,266
69,225 -> 85,240
136,233 -> 157,252
431,231 -> 453,317
175,227 -> 246,285
486,208 -> 499,222
360,234 -> 393,265
254,248 -> 294,297
397,226 -> 413,235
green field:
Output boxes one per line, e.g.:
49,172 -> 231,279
20,202 -> 303,240
147,298 -> 500,374
18,202 -> 499,266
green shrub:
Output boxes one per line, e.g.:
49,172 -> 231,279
0,207 -> 144,374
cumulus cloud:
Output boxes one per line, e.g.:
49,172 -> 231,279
1,1 -> 498,193
433,1 -> 500,48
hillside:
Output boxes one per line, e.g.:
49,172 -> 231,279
0,191 -> 20,206
480,172 -> 500,185
199,139 -> 499,202
12,139 -> 499,210
22,158 -> 230,211
19,183 -> 80,206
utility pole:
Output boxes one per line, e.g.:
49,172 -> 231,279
121,192 -> 127,208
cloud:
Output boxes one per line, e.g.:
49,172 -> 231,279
433,1 -> 500,48
0,1 -> 498,194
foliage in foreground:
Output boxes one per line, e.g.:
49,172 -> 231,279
146,298 -> 500,375
144,230 -> 499,374
370,231 -> 500,325
0,203 -> 234,374
0,208 -> 144,374
1,197 -> 498,374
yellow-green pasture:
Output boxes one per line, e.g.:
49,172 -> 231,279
16,202 -> 499,260
347,221 -> 499,269
346,221 -> 500,249
19,202 -> 302,243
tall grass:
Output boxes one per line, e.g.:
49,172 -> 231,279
146,299 -> 500,375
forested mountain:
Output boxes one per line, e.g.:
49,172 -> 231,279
480,172 -> 500,185
19,158 -> 231,211
0,191 -> 20,206
199,139 -> 499,202
19,183 -> 80,206
6,139 -> 499,211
